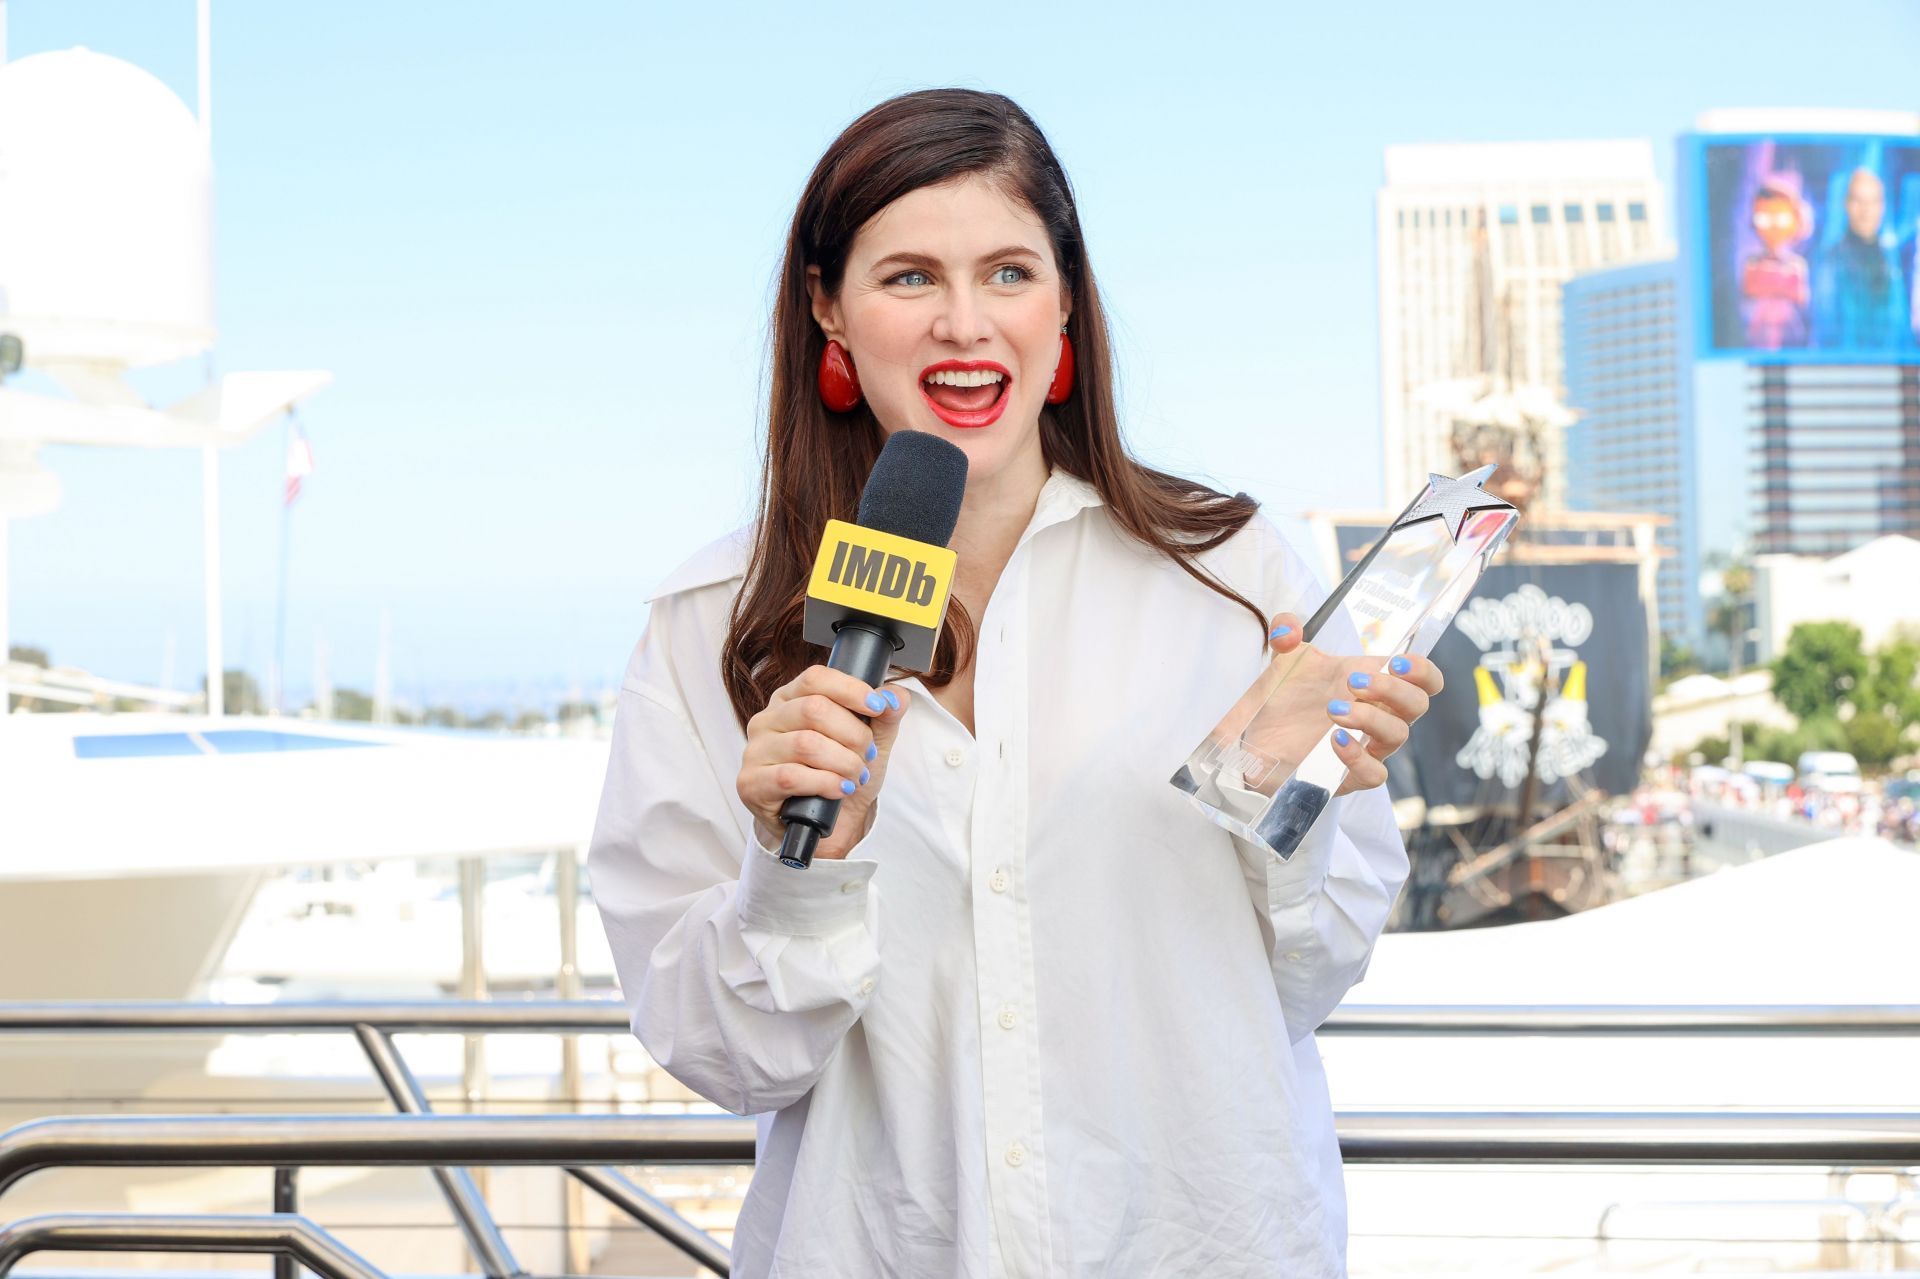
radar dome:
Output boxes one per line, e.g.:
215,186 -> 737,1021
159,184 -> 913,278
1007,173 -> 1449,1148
0,48 -> 215,369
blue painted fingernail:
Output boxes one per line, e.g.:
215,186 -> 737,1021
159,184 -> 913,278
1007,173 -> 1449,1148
840,779 -> 857,796
865,692 -> 887,712
1328,699 -> 1352,717
1335,728 -> 1352,747
1269,625 -> 1292,640
1348,672 -> 1371,690
859,768 -> 870,786
883,689 -> 900,710
1391,656 -> 1412,676
865,742 -> 878,762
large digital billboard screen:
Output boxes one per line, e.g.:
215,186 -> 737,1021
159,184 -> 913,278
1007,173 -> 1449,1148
1690,134 -> 1920,360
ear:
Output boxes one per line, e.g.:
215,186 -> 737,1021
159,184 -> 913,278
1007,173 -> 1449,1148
806,266 -> 844,344
1058,288 -> 1073,334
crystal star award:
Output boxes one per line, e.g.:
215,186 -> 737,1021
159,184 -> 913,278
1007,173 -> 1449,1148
1171,468 -> 1520,859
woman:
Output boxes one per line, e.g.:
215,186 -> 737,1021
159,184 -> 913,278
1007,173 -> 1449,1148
590,89 -> 1439,1278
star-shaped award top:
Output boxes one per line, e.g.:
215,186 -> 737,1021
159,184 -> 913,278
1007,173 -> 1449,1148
1397,471 -> 1518,542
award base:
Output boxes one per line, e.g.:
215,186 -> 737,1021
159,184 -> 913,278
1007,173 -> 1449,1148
1173,470 -> 1520,859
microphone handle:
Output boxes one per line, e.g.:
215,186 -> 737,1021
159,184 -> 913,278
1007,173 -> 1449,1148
777,619 -> 897,869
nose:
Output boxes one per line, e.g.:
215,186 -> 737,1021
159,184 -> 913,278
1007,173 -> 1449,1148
930,282 -> 989,348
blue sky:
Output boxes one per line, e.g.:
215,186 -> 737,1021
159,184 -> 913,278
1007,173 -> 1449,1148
9,0 -> 1919,710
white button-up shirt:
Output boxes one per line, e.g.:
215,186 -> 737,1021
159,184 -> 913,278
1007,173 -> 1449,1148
590,469 -> 1407,1278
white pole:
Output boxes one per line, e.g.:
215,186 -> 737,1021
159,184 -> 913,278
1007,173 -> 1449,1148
198,0 -> 219,715
196,0 -> 211,144
0,15 -> 10,725
160,628 -> 176,710
270,419 -> 289,718
1,514 -> 10,714
314,628 -> 332,721
373,609 -> 391,724
202,445 -> 224,716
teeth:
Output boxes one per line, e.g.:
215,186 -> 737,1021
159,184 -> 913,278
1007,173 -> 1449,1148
924,368 -> 1006,388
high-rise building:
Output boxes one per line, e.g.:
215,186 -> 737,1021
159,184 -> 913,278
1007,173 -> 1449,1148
1562,258 -> 1698,643
1376,141 -> 1668,511
1678,110 -> 1920,577
1747,365 -> 1920,555
1556,111 -> 1920,656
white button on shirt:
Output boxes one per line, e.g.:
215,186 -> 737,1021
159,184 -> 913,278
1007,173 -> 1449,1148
589,470 -> 1408,1278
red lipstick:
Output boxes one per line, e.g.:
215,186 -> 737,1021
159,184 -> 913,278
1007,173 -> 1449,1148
918,359 -> 1011,429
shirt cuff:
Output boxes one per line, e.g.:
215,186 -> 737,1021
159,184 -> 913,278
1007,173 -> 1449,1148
1266,792 -> 1344,898
736,830 -> 880,937
1233,790 -> 1346,909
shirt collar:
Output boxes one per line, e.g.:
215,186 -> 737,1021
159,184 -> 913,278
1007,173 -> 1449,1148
1020,467 -> 1104,546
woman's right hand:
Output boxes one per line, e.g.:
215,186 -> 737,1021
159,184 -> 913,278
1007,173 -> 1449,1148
738,665 -> 913,861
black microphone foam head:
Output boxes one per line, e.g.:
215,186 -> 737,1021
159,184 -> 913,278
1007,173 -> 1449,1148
855,431 -> 970,549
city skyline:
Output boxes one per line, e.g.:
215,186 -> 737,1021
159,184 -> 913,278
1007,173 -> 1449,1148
7,0 -> 1919,707
1375,137 -> 1667,513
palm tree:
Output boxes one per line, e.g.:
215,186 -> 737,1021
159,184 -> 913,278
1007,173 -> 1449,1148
1707,562 -> 1754,766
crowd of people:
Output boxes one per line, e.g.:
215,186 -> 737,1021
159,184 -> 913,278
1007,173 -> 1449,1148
1675,769 -> 1920,847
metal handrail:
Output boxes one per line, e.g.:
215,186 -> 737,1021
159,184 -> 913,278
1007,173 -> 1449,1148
2,999 -> 1918,1035
1333,1111 -> 1920,1164
1323,1004 -> 1920,1035
0,1212 -> 384,1279
0,1001 -> 629,1033
0,1115 -> 759,1198
350,1025 -> 516,1277
2,998 -> 1913,1276
2,1111 -> 1916,1183
0,999 -> 740,1277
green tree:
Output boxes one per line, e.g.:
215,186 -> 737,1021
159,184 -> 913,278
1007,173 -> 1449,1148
1861,633 -> 1920,725
1705,562 -> 1754,675
1770,622 -> 1869,722
1659,636 -> 1699,682
1790,713 -> 1850,754
332,689 -> 375,722
199,669 -> 264,715
1844,710 -> 1904,767
7,645 -> 53,712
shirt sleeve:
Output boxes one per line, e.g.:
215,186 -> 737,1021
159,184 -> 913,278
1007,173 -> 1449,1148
1232,787 -> 1406,1044
1225,515 -> 1412,1043
587,620 -> 883,1117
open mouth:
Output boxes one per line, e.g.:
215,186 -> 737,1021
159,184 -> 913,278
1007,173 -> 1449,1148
919,361 -> 1011,428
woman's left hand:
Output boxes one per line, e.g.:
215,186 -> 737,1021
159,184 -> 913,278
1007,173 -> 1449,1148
1267,611 -> 1445,796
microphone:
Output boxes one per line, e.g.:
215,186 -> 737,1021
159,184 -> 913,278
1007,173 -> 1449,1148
778,430 -> 969,868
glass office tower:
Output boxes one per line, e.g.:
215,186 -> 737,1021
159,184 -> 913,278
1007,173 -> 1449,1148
1563,258 -> 1697,643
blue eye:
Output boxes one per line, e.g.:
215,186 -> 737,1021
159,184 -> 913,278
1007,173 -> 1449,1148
992,265 -> 1031,285
890,270 -> 932,287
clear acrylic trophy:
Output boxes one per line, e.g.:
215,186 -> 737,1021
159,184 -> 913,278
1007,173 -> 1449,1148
1171,467 -> 1521,859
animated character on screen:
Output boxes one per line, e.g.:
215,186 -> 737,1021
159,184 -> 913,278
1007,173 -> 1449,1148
1741,174 -> 1813,349
1814,167 -> 1908,350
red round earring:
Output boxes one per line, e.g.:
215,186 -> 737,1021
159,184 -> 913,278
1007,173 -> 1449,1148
1045,330 -> 1075,405
817,340 -> 862,413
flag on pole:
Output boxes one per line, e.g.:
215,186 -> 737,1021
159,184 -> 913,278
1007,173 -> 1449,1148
284,418 -> 315,506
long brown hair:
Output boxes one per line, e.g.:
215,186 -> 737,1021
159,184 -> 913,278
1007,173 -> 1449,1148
723,88 -> 1266,729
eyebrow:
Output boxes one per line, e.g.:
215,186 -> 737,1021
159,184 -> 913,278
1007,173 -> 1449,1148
868,245 -> 1046,274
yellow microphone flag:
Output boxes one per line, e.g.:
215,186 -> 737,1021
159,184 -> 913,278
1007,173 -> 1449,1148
803,519 -> 958,671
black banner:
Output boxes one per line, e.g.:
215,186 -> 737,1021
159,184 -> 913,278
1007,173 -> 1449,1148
1382,562 -> 1652,811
